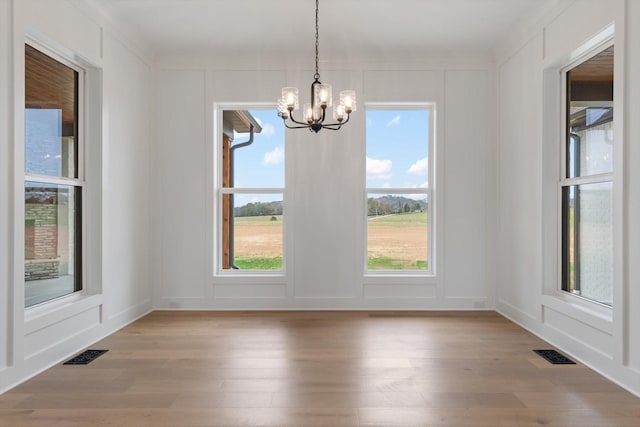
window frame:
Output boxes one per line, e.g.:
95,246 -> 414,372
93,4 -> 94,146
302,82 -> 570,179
213,103 -> 286,278
364,103 -> 436,276
558,39 -> 614,307
24,40 -> 87,308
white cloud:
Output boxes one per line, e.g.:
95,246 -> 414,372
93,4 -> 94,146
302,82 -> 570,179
405,182 -> 429,200
407,157 -> 428,175
233,118 -> 274,139
261,122 -> 275,135
407,193 -> 428,201
382,182 -> 391,189
252,118 -> 275,136
400,181 -> 427,189
366,156 -> 392,180
386,115 -> 401,127
263,145 -> 284,165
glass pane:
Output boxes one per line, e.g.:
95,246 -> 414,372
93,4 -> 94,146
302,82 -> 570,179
25,182 -> 82,307
566,46 -> 613,178
366,110 -> 429,188
562,182 -> 612,305
25,45 -> 78,178
367,193 -> 428,270
222,109 -> 284,188
221,193 -> 283,270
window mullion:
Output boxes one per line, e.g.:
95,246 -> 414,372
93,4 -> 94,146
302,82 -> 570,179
25,174 -> 84,187
560,173 -> 613,187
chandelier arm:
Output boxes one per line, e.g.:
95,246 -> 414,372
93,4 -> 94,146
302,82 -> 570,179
281,113 -> 350,130
321,117 -> 348,128
319,106 -> 327,124
283,121 -> 323,130
286,110 -> 313,126
321,114 -> 350,128
319,114 -> 351,130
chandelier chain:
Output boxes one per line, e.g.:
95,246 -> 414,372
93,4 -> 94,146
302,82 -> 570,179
314,0 -> 320,80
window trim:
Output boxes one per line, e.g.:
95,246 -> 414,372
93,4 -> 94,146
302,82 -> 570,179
364,103 -> 436,277
212,103 -> 286,278
557,38 -> 614,308
24,39 -> 88,309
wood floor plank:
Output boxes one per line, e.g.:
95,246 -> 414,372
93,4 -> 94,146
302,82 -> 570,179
0,311 -> 638,426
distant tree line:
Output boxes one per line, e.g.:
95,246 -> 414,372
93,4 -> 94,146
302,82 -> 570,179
233,196 -> 426,218
234,201 -> 283,217
368,195 -> 427,216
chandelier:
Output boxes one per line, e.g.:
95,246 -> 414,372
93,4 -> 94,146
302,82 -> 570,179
277,0 -> 356,133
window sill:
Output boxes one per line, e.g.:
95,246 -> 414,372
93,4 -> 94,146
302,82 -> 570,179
541,293 -> 612,335
363,273 -> 437,285
24,293 -> 103,335
212,273 -> 287,285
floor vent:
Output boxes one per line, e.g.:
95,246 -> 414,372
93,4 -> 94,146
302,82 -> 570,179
533,349 -> 576,365
63,349 -> 108,365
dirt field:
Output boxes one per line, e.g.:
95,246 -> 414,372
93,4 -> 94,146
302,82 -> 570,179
366,226 -> 427,262
234,213 -> 428,268
234,216 -> 283,258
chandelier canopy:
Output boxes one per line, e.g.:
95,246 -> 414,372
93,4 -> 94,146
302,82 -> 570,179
277,0 -> 356,133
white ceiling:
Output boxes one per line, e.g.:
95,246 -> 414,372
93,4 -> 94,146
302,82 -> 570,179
89,0 -> 560,59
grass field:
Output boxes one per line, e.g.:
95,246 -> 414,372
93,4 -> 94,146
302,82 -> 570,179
367,212 -> 427,226
231,212 -> 428,271
367,212 -> 428,270
233,215 -> 283,270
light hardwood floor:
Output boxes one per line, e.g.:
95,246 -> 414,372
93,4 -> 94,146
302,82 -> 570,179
1,311 -> 639,426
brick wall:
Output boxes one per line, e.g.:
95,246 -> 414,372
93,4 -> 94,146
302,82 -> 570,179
24,203 -> 59,281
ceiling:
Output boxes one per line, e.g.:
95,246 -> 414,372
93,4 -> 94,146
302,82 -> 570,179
570,46 -> 614,82
25,44 -> 77,128
89,0 -> 561,59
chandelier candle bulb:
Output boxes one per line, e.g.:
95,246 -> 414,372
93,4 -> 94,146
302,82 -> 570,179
315,84 -> 332,107
277,97 -> 289,119
333,104 -> 345,122
282,87 -> 299,110
340,90 -> 356,113
304,103 -> 314,123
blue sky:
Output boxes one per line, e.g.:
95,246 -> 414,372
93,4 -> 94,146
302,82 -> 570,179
233,109 -> 285,189
366,109 -> 430,189
229,109 -> 430,206
25,109 -> 64,176
231,109 -> 285,206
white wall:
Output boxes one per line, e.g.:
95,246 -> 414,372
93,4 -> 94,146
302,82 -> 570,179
0,0 -> 153,392
153,55 -> 496,310
101,31 -> 152,321
497,33 -> 544,322
497,0 -> 640,396
625,0 -> 640,378
0,0 -> 14,375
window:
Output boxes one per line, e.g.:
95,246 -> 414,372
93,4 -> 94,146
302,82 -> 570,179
24,44 -> 83,307
365,106 -> 434,273
561,45 -> 613,306
216,109 -> 285,272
